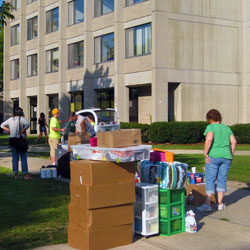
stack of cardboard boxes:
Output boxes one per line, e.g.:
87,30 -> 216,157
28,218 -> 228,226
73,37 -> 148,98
68,160 -> 136,250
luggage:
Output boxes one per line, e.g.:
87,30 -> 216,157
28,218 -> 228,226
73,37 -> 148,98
57,152 -> 71,178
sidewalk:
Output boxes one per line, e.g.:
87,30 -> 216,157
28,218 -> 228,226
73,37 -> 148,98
32,183 -> 250,250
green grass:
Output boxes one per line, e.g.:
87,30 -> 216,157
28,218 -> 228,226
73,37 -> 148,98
220,218 -> 230,222
153,144 -> 250,151
0,167 -> 70,250
28,152 -> 50,159
0,135 -> 47,146
174,154 -> 250,183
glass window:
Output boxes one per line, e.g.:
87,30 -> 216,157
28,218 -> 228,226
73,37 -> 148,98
46,48 -> 59,73
68,41 -> 84,69
70,91 -> 83,112
94,0 -> 114,17
27,54 -> 37,77
27,16 -> 38,40
125,23 -> 151,57
27,0 -> 37,4
11,24 -> 20,46
96,88 -> 114,109
46,7 -> 59,34
126,0 -> 147,6
94,33 -> 114,63
11,0 -> 20,10
68,0 -> 84,26
10,59 -> 19,80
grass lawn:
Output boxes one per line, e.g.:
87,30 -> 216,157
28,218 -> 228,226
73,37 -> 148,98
153,144 -> 250,151
0,135 -> 47,146
28,152 -> 50,159
175,154 -> 250,184
0,167 -> 70,250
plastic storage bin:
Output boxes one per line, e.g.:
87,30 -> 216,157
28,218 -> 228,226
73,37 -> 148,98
71,144 -> 152,163
159,188 -> 185,236
134,183 -> 159,237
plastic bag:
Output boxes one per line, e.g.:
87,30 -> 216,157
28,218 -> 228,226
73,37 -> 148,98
185,210 -> 197,233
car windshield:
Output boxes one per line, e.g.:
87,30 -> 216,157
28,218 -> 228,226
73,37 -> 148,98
95,110 -> 118,125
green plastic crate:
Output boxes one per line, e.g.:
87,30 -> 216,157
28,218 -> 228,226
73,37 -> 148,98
159,205 -> 168,219
160,217 -> 185,236
159,188 -> 185,205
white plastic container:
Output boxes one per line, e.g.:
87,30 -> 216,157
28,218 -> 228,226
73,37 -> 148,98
71,144 -> 152,162
40,168 -> 57,179
134,183 -> 159,237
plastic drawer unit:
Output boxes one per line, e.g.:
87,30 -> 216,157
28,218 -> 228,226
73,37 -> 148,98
134,183 -> 159,237
159,188 -> 185,236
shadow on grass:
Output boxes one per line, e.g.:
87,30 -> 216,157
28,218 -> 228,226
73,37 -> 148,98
0,168 -> 70,250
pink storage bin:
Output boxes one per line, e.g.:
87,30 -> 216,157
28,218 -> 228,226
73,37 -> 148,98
89,137 -> 97,147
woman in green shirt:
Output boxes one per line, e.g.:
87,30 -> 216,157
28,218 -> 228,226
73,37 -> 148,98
198,109 -> 237,212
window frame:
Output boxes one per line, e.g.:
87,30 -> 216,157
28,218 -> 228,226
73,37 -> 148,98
27,0 -> 37,4
27,16 -> 38,41
125,23 -> 152,58
46,48 -> 59,73
10,59 -> 19,80
125,0 -> 148,7
27,54 -> 38,77
46,7 -> 59,34
11,0 -> 20,10
94,32 -> 114,64
68,41 -> 84,69
11,24 -> 20,46
94,0 -> 114,17
68,0 -> 84,26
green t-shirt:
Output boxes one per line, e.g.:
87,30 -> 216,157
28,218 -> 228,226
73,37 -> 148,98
49,117 -> 61,139
204,123 -> 233,160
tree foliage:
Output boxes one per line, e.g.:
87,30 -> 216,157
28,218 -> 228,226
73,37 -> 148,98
0,1 -> 15,26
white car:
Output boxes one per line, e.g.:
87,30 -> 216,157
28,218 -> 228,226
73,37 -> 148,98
76,108 -> 120,132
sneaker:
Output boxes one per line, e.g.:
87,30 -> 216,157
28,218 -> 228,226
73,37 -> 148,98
218,203 -> 226,211
197,203 -> 212,212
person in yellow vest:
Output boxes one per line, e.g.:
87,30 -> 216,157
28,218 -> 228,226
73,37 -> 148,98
49,108 -> 65,165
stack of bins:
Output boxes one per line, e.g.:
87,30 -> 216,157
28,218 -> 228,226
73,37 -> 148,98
159,188 -> 185,236
134,183 -> 159,237
68,160 -> 136,250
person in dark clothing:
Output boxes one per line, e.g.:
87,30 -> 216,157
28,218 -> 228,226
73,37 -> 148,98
63,112 -> 77,142
35,112 -> 49,144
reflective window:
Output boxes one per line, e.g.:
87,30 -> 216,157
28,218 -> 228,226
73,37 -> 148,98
68,41 -> 84,68
27,0 -> 37,4
126,0 -> 147,6
46,48 -> 59,73
27,54 -> 37,77
27,16 -> 38,40
10,59 -> 19,80
11,24 -> 20,46
11,0 -> 20,10
46,7 -> 59,34
94,33 -> 114,63
94,0 -> 114,17
68,0 -> 84,25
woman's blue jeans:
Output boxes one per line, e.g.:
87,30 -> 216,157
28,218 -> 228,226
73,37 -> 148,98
11,147 -> 28,175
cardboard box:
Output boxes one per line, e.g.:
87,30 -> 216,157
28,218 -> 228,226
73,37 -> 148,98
68,224 -> 133,250
186,184 -> 218,206
68,132 -> 90,152
68,203 -> 134,230
97,129 -> 141,148
70,160 -> 136,186
70,182 -> 136,209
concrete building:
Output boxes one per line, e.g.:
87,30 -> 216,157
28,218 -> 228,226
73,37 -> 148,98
3,0 -> 250,133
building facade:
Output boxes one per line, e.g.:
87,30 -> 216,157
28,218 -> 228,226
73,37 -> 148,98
4,0 -> 250,133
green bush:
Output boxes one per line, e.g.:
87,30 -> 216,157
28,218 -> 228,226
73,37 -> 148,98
148,122 -> 208,144
120,122 -> 150,142
230,124 -> 250,144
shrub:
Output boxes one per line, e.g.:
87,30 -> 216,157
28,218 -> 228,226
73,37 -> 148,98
230,124 -> 250,144
147,122 -> 207,143
120,122 -> 150,142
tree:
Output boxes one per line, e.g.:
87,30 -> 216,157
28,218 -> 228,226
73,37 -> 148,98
0,1 -> 14,26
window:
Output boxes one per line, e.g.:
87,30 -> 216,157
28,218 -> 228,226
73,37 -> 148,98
70,92 -> 83,112
27,54 -> 37,77
94,33 -> 114,63
126,23 -> 151,57
94,0 -> 114,17
46,7 -> 59,34
11,24 -> 20,46
68,41 -> 84,69
46,48 -> 59,73
27,0 -> 37,4
10,59 -> 19,80
126,0 -> 147,6
11,0 -> 20,10
68,0 -> 84,25
96,88 -> 114,108
27,16 -> 38,40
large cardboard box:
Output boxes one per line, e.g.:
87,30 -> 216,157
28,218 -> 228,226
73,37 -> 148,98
97,129 -> 141,148
70,160 -> 136,186
68,132 -> 90,152
70,182 -> 136,209
68,224 -> 133,250
186,184 -> 218,206
68,203 -> 134,230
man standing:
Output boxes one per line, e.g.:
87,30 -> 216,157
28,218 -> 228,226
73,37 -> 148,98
73,113 -> 96,137
49,108 -> 65,164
